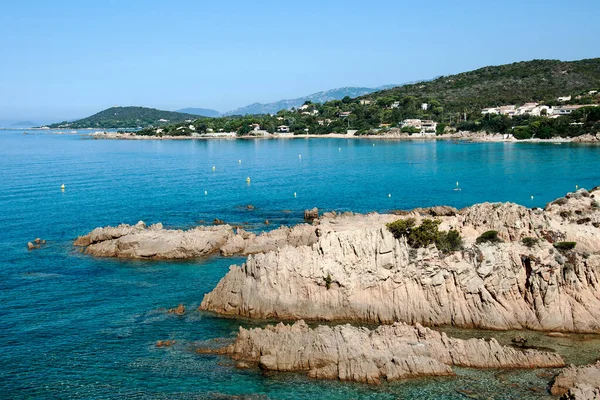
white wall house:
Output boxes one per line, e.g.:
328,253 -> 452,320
277,125 -> 290,133
558,96 -> 572,102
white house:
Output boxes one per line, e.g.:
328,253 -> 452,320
391,101 -> 400,108
339,111 -> 352,117
359,100 -> 371,105
421,120 -> 437,132
558,95 -> 572,102
158,119 -> 169,122
251,123 -> 261,131
481,107 -> 500,115
499,105 -> 516,116
421,103 -> 428,111
298,104 -> 310,111
277,125 -> 290,133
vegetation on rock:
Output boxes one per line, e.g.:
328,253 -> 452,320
476,230 -> 503,244
387,218 -> 463,253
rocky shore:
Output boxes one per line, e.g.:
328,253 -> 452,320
200,320 -> 564,384
74,220 -> 317,259
201,188 -> 600,332
87,130 -> 600,143
551,362 -> 600,399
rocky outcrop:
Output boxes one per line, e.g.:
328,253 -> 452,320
202,320 -> 564,384
74,221 -> 318,259
201,188 -> 600,332
551,362 -> 600,399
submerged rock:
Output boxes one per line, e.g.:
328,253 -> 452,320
168,304 -> 186,315
202,320 -> 564,384
201,188 -> 600,333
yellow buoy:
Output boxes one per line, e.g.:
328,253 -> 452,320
294,192 -> 297,198
576,184 -> 579,190
61,184 -> 65,190
212,166 -> 216,171
246,177 -> 251,184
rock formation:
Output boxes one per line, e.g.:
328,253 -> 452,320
201,320 -> 564,384
74,221 -> 318,259
201,188 -> 600,332
551,362 -> 600,399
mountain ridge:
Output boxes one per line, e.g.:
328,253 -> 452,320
222,84 -> 399,116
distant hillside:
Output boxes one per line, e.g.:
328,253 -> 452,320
176,108 -> 220,117
47,106 -> 199,129
10,121 -> 37,128
223,85 -> 398,116
363,58 -> 600,113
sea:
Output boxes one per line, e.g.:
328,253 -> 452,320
2,129 -> 600,399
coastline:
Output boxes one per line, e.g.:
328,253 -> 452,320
86,130 -> 600,143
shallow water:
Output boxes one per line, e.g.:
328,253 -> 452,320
2,130 -> 600,399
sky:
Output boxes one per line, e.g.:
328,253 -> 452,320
1,0 -> 599,123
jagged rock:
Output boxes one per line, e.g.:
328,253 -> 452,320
246,205 -> 255,210
74,222 -> 318,260
551,362 -> 600,399
168,304 -> 186,315
304,208 -> 319,221
203,320 -> 564,384
27,242 -> 37,250
213,218 -> 225,225
156,340 -> 176,348
201,188 -> 600,332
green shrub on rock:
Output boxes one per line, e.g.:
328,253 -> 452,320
386,218 -> 463,253
521,237 -> 538,248
476,230 -> 503,244
554,241 -> 577,251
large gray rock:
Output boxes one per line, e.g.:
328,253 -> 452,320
205,320 -> 564,384
201,189 -> 600,332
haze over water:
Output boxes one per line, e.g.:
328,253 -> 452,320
2,130 -> 600,399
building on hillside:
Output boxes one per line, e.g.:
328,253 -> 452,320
298,104 -> 310,111
391,101 -> 400,108
401,119 -> 422,129
589,90 -> 598,95
379,123 -> 392,128
558,95 -> 572,102
158,119 -> 169,122
552,104 -> 598,116
339,111 -> 352,117
481,107 -> 500,115
421,120 -> 437,132
498,105 -> 516,116
277,125 -> 290,133
421,103 -> 428,110
251,124 -> 261,131
359,100 -> 371,105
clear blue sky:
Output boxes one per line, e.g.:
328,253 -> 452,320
1,0 -> 599,122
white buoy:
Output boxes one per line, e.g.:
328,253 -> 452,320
238,160 -> 242,164
212,166 -> 216,171
338,147 -> 341,151
531,195 -> 534,200
205,190 -> 208,195
294,192 -> 297,198
298,154 -> 302,159
388,194 -> 391,198
453,182 -> 461,191
373,143 -> 375,146
61,184 -> 65,190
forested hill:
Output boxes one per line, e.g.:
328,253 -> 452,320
46,107 -> 199,129
362,58 -> 600,114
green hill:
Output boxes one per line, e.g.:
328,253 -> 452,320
47,106 -> 199,129
363,58 -> 600,115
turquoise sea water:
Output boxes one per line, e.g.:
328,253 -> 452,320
2,130 -> 600,399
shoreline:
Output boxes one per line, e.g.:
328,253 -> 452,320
86,130 -> 600,143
